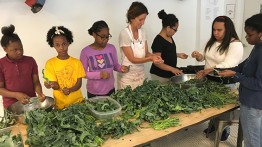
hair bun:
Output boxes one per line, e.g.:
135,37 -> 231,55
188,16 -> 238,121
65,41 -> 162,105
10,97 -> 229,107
1,24 -> 15,36
158,9 -> 168,20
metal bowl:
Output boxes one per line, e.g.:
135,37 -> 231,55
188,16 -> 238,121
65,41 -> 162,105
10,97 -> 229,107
23,96 -> 55,112
7,101 -> 25,124
170,74 -> 207,89
7,96 -> 55,124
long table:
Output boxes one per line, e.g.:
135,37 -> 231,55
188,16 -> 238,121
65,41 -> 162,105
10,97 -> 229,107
103,104 -> 239,147
14,103 -> 239,147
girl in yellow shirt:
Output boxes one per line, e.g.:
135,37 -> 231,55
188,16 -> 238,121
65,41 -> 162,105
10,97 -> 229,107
44,26 -> 86,109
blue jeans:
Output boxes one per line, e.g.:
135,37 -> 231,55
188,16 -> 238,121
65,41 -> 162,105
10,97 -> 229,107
240,104 -> 262,147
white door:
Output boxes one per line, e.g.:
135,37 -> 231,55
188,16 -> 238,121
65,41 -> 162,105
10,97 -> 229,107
241,0 -> 262,60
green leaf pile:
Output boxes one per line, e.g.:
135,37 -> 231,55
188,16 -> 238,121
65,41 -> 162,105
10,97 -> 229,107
25,104 -> 104,147
23,79 -> 238,146
0,130 -> 23,147
111,80 -> 237,123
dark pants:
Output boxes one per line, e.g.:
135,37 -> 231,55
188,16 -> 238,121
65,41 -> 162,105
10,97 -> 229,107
87,88 -> 115,98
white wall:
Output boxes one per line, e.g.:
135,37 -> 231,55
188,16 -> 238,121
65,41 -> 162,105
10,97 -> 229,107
198,0 -> 244,54
0,0 -> 246,100
241,0 -> 262,60
0,0 -> 200,97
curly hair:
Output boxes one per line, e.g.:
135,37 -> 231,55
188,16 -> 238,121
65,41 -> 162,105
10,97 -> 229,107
1,24 -> 21,48
46,26 -> 73,47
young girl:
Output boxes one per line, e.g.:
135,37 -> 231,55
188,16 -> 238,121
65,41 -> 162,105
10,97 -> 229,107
0,24 -> 45,109
44,26 -> 85,109
80,20 -> 128,98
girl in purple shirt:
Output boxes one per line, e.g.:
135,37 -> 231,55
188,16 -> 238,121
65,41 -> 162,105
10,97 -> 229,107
80,20 -> 128,98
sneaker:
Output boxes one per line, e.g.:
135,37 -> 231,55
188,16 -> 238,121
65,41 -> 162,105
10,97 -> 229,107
220,129 -> 230,141
203,125 -> 215,134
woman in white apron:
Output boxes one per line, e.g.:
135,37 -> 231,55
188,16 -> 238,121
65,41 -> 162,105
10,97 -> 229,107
118,2 -> 163,89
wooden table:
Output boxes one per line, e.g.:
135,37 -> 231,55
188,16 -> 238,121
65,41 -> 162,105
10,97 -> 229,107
103,104 -> 239,147
15,104 -> 239,147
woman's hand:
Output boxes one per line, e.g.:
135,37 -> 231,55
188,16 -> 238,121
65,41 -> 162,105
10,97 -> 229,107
196,69 -> 213,79
218,70 -> 236,77
120,65 -> 130,73
177,53 -> 188,59
152,55 -> 164,64
171,68 -> 183,76
191,51 -> 203,61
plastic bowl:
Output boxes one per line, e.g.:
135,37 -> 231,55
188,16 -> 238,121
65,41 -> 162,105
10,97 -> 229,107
87,96 -> 122,120
170,74 -> 207,89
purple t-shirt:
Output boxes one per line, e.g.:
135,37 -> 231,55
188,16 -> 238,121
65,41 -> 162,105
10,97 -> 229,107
0,56 -> 38,108
80,43 -> 122,95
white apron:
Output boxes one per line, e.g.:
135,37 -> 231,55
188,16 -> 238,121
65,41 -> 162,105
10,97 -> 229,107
118,25 -> 145,90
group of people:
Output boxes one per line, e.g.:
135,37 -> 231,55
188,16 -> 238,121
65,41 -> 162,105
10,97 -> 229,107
0,1 -> 261,146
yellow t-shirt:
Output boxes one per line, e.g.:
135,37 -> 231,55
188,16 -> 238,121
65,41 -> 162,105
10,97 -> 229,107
44,56 -> 86,109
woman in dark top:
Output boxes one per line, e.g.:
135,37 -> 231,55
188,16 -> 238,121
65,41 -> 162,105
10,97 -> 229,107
150,9 -> 188,83
219,13 -> 262,147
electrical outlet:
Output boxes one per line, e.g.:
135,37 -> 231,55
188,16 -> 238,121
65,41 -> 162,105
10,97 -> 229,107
226,4 -> 235,19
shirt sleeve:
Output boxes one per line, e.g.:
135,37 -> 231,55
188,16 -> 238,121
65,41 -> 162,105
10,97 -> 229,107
216,42 -> 244,68
44,59 -> 57,82
119,28 -> 132,48
151,36 -> 163,53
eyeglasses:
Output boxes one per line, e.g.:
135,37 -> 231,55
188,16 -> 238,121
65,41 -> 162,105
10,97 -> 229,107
171,27 -> 178,32
95,33 -> 112,40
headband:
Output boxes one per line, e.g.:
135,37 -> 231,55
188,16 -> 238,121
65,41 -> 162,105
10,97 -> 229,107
51,26 -> 65,38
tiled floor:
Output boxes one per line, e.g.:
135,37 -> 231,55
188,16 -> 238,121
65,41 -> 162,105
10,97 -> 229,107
138,121 -> 242,147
